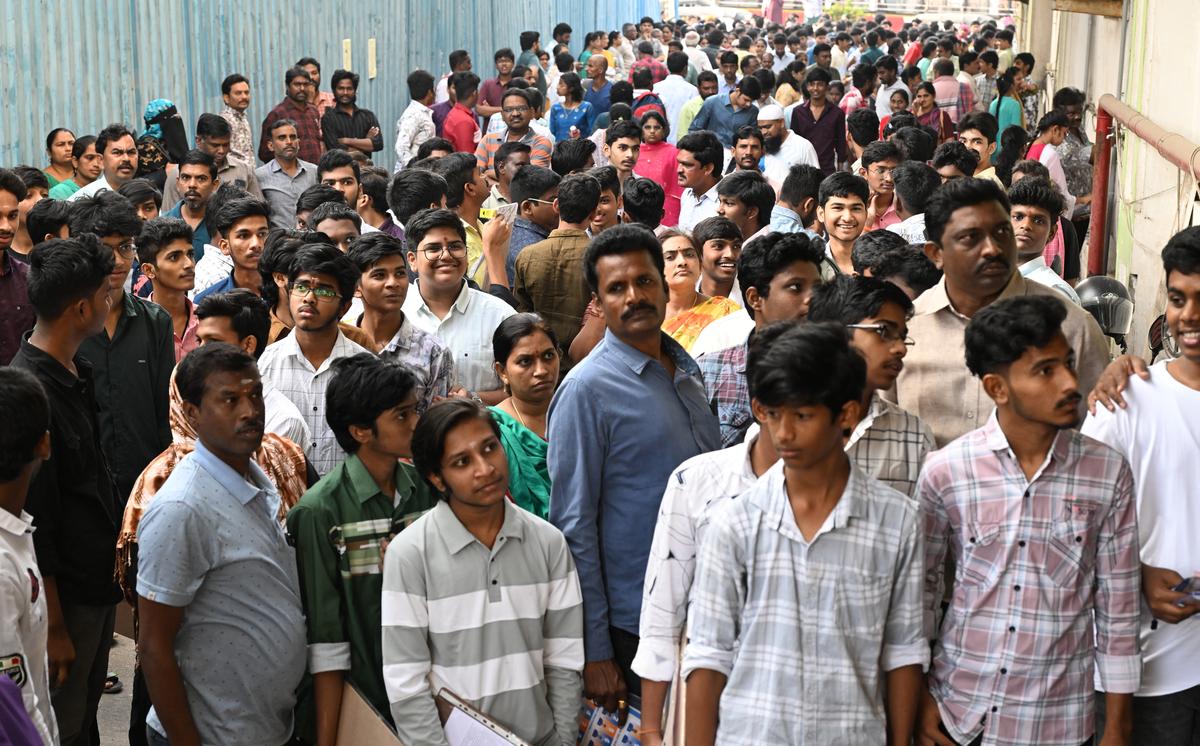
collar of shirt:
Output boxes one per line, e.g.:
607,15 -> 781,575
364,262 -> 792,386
430,499 -> 525,555
190,438 -> 275,506
846,391 -> 891,449
381,315 -> 418,354
344,453 -> 418,505
1018,256 -> 1050,274
16,334 -> 90,390
220,105 -> 247,121
451,102 -> 475,117
915,271 -> 1022,318
546,227 -> 588,240
267,158 -> 312,175
979,409 -> 1075,476
683,182 -> 719,205
405,99 -> 433,115
413,279 -> 473,319
0,508 -> 34,537
752,460 -> 869,542
276,328 -> 361,375
280,97 -> 315,117
601,328 -> 702,380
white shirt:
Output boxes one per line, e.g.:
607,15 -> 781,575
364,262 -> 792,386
0,510 -> 57,746
401,280 -> 516,392
690,309 -> 754,357
683,46 -> 714,75
257,330 -> 372,475
762,131 -> 820,185
434,73 -> 451,105
887,213 -> 928,244
876,80 -> 909,118
678,182 -> 721,233
394,100 -> 436,172
770,51 -> 796,75
188,246 -> 233,300
1019,256 -> 1081,305
67,174 -> 112,201
633,425 -> 762,682
1081,361 -> 1200,697
654,75 -> 699,145
263,379 -> 311,448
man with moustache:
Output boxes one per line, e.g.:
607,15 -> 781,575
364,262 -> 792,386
259,68 -> 324,166
917,296 -> 1140,746
137,343 -> 306,745
757,104 -> 819,185
896,178 -> 1108,448
70,124 -> 139,201
219,74 -> 255,162
255,120 -> 318,230
549,224 -> 720,718
321,69 -> 383,159
165,150 -> 220,261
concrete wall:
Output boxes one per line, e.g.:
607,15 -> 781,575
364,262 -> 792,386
1033,0 -> 1200,357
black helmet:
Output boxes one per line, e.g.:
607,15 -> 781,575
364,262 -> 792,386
1076,276 -> 1134,338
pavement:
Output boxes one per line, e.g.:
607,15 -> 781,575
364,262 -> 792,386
98,633 -> 136,744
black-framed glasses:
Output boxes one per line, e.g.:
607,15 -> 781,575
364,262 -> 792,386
419,242 -> 468,260
847,323 -> 914,346
288,281 -> 341,300
502,105 -> 531,114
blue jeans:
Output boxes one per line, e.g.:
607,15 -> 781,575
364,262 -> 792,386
1096,685 -> 1200,745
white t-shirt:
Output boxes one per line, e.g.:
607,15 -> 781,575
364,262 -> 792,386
1080,361 -> 1200,697
762,131 -> 820,185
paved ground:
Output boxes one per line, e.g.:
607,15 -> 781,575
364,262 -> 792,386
98,633 -> 136,744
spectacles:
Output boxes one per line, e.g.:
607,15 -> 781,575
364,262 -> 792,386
525,198 -> 555,206
502,106 -> 531,114
109,240 -> 137,258
847,323 -> 914,346
420,242 -> 468,260
288,281 -> 341,300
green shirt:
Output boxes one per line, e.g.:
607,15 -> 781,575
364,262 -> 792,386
48,179 -> 81,200
286,454 -> 437,721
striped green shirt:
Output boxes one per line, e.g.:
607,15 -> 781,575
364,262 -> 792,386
286,454 -> 437,723
382,500 -> 584,746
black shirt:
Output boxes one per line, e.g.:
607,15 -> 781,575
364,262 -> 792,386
321,106 -> 384,153
10,336 -> 122,605
77,292 -> 174,500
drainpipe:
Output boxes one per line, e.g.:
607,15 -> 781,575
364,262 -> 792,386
1088,93 -> 1200,275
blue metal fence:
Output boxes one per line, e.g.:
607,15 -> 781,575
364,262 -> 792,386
0,0 -> 658,171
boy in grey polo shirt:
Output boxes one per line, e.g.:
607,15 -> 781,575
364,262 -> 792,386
136,344 -> 306,746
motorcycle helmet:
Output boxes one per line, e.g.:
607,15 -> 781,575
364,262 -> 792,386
1076,276 -> 1134,346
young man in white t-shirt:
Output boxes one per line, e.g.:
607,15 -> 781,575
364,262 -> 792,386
1082,226 -> 1200,741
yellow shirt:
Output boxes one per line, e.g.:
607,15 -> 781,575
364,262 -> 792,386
463,218 -> 486,287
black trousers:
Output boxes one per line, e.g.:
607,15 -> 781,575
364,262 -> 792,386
610,625 -> 642,699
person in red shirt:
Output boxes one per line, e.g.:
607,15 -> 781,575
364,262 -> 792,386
442,72 -> 481,153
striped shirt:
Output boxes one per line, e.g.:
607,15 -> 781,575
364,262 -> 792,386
257,330 -> 372,475
473,128 -> 553,174
682,462 -> 928,744
919,414 -> 1141,746
381,501 -> 584,746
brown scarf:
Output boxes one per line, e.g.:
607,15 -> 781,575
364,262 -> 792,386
115,373 -> 309,603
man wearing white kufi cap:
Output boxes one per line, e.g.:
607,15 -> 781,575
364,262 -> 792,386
756,104 -> 820,185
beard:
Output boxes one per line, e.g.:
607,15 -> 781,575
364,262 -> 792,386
764,135 -> 783,154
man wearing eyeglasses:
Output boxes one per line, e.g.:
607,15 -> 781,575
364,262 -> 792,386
258,243 -> 372,476
68,123 -> 140,202
72,191 -> 175,504
474,89 -> 553,176
401,208 -> 515,404
807,275 -> 934,496
857,140 -> 904,232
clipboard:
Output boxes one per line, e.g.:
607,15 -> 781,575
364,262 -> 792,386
435,688 -> 532,746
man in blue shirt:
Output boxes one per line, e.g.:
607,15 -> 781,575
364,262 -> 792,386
548,224 -> 720,715
688,77 -> 761,149
583,56 -> 613,115
164,150 -> 218,261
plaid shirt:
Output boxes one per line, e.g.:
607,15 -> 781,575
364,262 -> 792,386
919,414 -> 1141,746
974,73 -> 999,114
682,462 -> 928,744
377,317 -> 455,414
259,97 -> 324,165
849,393 -> 934,497
696,337 -> 752,447
630,56 -> 669,86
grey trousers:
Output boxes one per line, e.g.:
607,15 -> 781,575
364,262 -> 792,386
51,602 -> 115,746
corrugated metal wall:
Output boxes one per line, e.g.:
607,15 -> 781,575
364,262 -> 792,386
0,0 -> 658,171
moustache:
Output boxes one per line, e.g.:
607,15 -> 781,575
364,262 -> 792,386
975,257 -> 1011,274
621,303 -> 657,321
1056,391 -> 1082,409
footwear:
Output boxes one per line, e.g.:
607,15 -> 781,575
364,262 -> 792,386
103,673 -> 123,694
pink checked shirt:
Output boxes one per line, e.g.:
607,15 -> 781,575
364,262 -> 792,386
919,413 -> 1141,746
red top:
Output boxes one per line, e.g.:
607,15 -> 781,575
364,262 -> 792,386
443,103 -> 480,153
634,140 -> 683,227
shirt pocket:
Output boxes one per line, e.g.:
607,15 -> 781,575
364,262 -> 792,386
1044,499 -> 1098,587
959,521 -> 1003,587
832,568 -> 892,640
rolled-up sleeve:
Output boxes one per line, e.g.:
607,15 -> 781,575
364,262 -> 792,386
547,379 -> 613,662
680,513 -> 743,680
1093,460 -> 1142,694
881,504 -> 931,672
286,503 -> 352,674
632,468 -> 696,682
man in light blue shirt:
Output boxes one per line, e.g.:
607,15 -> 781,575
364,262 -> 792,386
548,225 -> 720,714
136,343 -> 306,746
688,77 -> 761,149
769,162 -> 823,242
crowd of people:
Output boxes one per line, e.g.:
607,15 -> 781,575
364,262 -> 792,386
0,8 -> 1197,746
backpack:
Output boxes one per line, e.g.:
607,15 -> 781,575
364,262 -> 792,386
631,91 -> 667,122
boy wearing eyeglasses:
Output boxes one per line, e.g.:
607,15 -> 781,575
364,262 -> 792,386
807,274 -> 934,496
258,243 -> 373,476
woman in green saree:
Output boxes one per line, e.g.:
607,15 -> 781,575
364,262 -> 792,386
489,313 -> 561,519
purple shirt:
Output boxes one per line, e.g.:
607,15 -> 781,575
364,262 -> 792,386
431,101 -> 454,137
790,101 -> 846,174
0,250 -> 35,365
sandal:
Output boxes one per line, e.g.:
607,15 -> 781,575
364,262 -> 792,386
103,673 -> 123,694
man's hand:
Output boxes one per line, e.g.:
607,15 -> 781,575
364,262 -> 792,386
46,622 -> 75,689
368,126 -> 380,138
481,210 -> 513,288
1087,354 -> 1150,414
583,659 -> 628,719
639,730 -> 664,746
1142,564 -> 1200,624
916,687 -> 955,746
